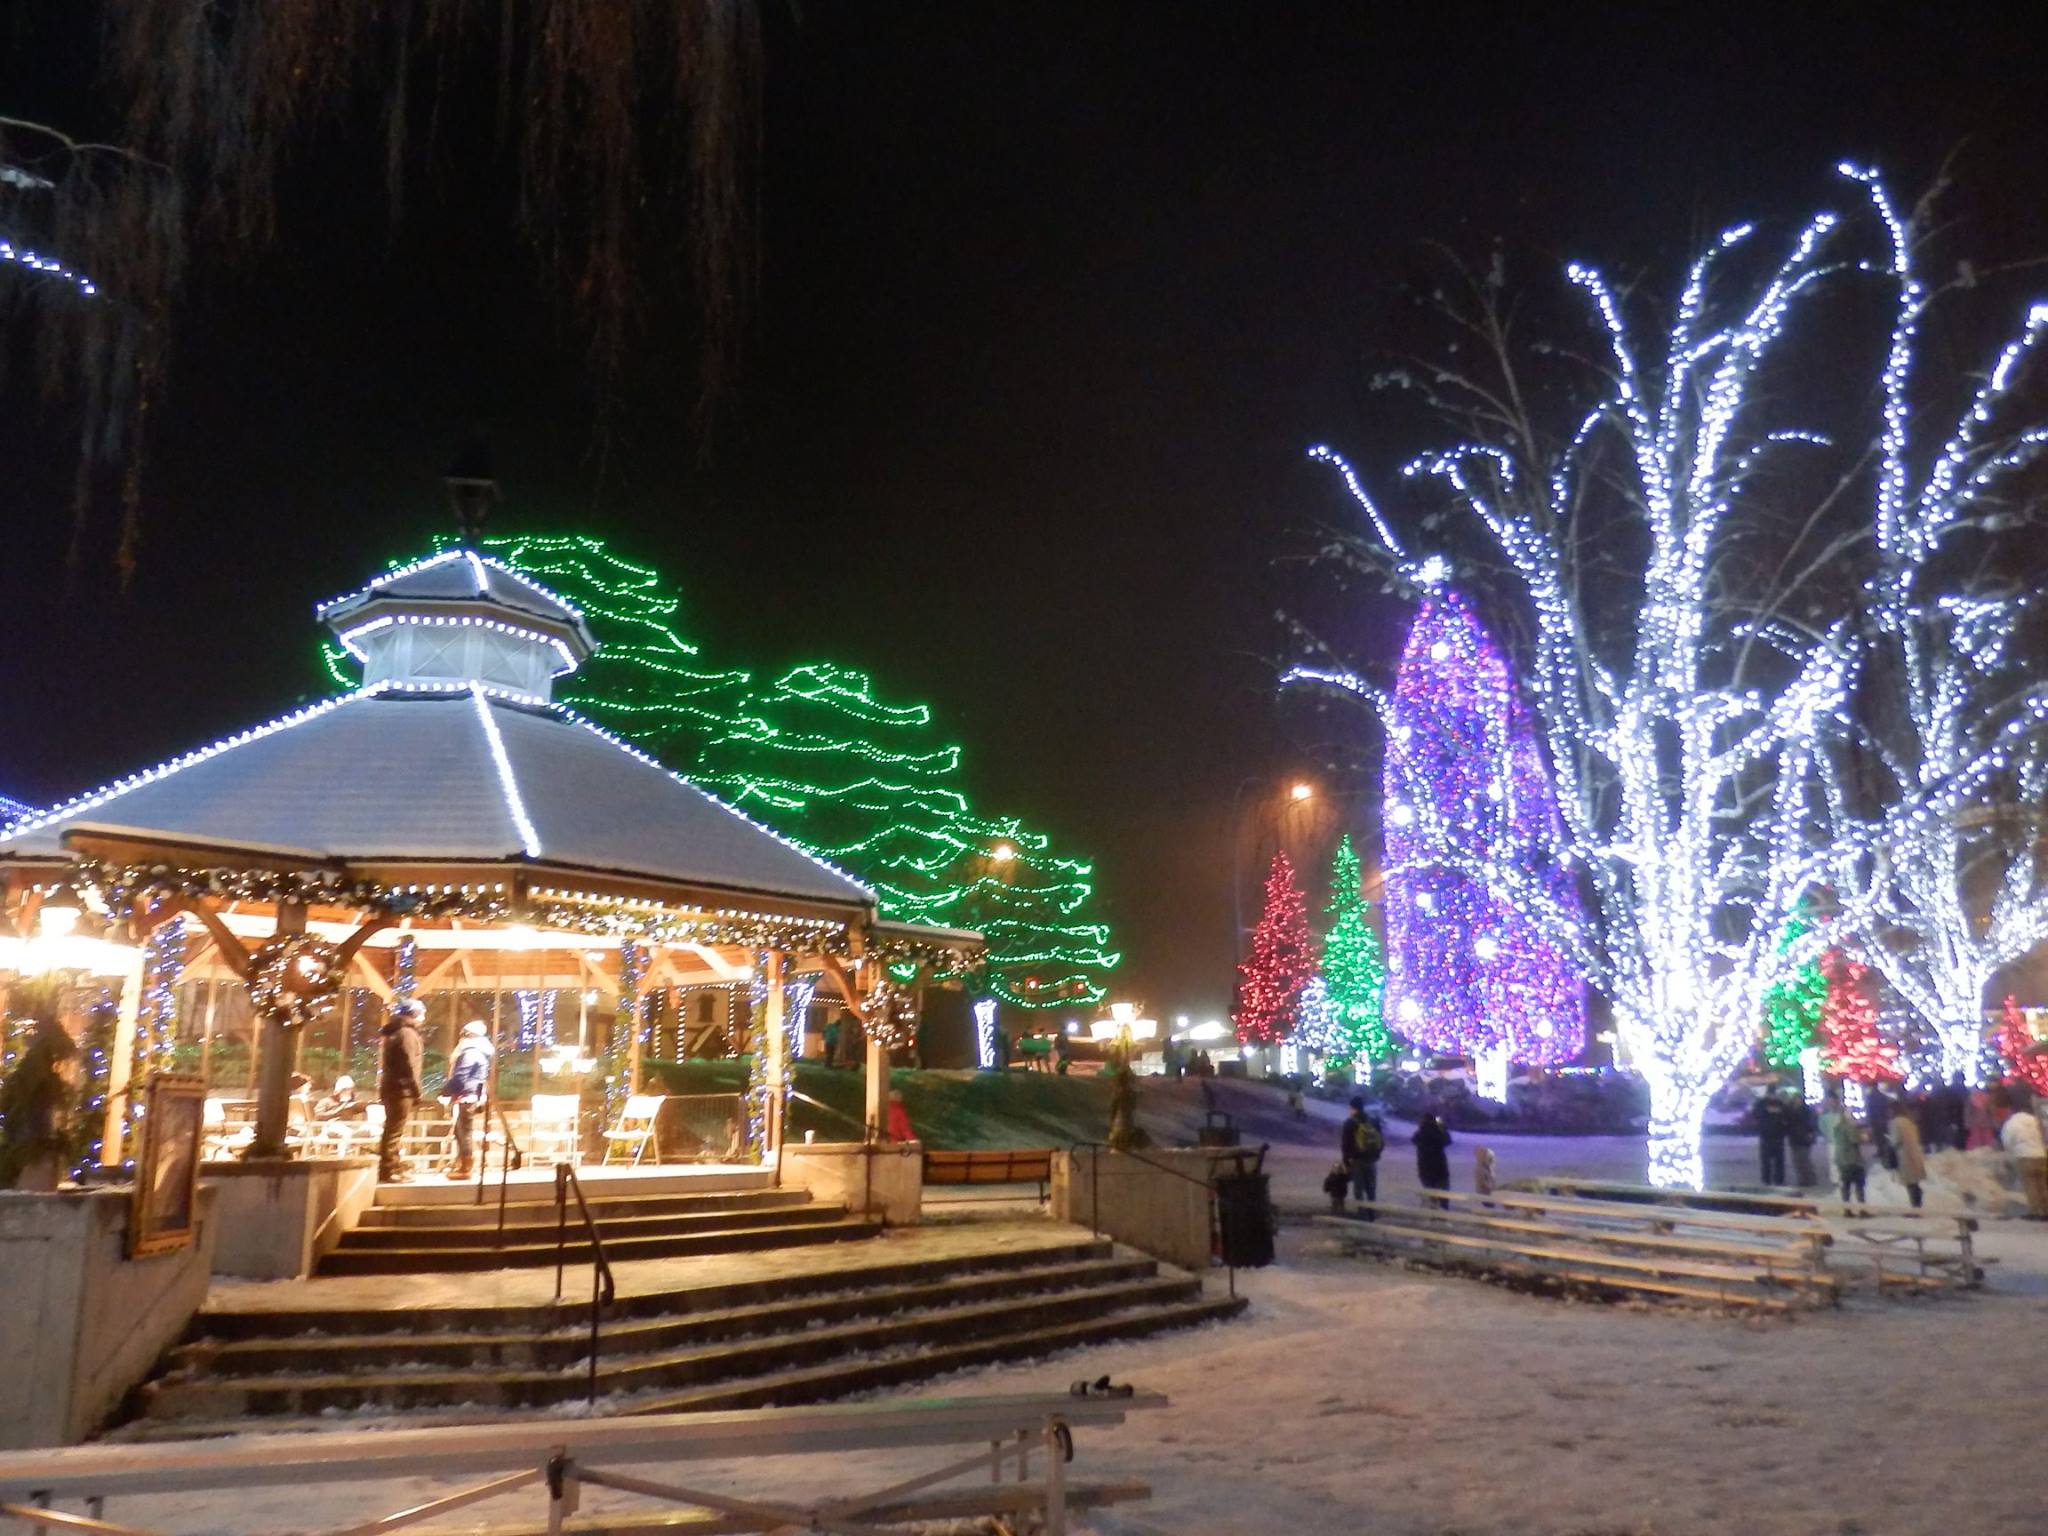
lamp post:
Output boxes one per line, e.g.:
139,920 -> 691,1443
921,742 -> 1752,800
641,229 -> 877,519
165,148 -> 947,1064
1228,777 -> 1317,967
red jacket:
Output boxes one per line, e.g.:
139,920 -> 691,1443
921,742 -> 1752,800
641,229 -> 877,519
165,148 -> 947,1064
886,1100 -> 916,1143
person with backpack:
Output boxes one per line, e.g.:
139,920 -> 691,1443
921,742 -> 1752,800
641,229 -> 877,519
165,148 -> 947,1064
1339,1096 -> 1385,1216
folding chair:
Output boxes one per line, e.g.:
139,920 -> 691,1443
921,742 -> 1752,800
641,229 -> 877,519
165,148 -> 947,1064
529,1093 -> 582,1165
603,1094 -> 665,1165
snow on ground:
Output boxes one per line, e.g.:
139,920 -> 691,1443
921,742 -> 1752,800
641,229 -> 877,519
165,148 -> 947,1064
66,1083 -> 2048,1535
95,1213 -> 2048,1536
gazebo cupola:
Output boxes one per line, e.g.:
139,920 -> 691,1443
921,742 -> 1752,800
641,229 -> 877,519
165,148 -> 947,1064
317,548 -> 599,702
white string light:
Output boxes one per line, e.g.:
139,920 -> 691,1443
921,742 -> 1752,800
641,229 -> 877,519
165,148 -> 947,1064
1289,167 -> 2039,1187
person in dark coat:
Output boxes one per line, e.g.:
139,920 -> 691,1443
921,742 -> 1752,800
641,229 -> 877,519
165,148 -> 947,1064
0,1014 -> 78,1190
377,1000 -> 426,1183
1339,1096 -> 1385,1216
1944,1072 -> 1971,1151
1785,1089 -> 1819,1188
1413,1113 -> 1453,1204
1754,1089 -> 1789,1185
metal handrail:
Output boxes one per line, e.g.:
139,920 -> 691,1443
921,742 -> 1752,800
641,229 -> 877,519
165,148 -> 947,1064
786,1088 -> 870,1138
473,1099 -> 526,1241
552,1163 -> 617,1407
1067,1139 -> 1268,1300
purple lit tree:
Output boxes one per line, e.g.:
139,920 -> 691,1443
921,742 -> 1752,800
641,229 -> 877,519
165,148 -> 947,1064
1381,589 -> 1585,1070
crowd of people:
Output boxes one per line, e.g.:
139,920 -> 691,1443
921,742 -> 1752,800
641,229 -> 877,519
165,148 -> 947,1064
1755,1077 -> 2048,1217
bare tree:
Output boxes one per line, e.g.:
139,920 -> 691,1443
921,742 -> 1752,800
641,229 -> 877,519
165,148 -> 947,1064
1288,166 -> 2046,1186
1,1 -> 762,580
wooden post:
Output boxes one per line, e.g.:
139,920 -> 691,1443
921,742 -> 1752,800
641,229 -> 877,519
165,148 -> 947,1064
247,905 -> 308,1161
863,967 -> 886,1145
98,946 -> 147,1167
762,950 -> 786,1156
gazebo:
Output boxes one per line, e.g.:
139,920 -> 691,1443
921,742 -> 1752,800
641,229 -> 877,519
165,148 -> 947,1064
0,545 -> 979,1169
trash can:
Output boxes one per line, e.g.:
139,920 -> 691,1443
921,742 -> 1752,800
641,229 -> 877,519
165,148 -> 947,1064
1196,1109 -> 1240,1147
1214,1167 -> 1275,1268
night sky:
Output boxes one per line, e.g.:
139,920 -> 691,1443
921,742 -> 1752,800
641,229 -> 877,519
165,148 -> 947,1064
4,5 -> 2047,1018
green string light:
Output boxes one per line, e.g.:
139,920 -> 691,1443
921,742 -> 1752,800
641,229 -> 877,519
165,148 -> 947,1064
322,534 -> 1120,1008
1761,901 -> 1826,1070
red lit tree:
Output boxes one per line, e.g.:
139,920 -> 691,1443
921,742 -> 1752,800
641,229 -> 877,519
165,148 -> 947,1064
1234,852 -> 1315,1046
1999,996 -> 2048,1095
1819,949 -> 1899,1084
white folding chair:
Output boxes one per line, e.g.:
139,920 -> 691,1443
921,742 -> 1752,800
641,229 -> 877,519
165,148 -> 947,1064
603,1094 -> 665,1166
529,1094 -> 582,1166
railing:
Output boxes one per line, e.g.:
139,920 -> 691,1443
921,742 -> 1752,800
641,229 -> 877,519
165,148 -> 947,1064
0,1392 -> 1167,1536
472,1099 -> 525,1244
1067,1139 -> 1268,1299
786,1088 -> 870,1140
551,1162 -> 616,1407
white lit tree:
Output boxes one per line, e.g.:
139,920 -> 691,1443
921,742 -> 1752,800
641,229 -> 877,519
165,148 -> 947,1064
1287,165 -> 2046,1186
1815,178 -> 2048,1083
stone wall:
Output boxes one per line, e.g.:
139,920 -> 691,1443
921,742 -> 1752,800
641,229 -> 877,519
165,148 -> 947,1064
203,1157 -> 379,1280
0,1184 -> 218,1448
1052,1147 -> 1251,1271
780,1140 -> 922,1225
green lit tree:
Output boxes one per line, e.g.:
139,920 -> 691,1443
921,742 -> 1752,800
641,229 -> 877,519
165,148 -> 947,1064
1761,900 -> 1827,1070
695,662 -> 1119,1007
1322,836 -> 1392,1065
323,533 -> 752,761
324,538 -> 1120,1007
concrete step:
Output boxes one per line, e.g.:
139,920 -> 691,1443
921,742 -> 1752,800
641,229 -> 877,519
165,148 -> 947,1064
336,1202 -> 830,1251
193,1236 -> 1120,1341
354,1188 -> 812,1230
312,1213 -> 881,1276
122,1289 -> 1242,1441
625,1292 -> 1249,1415
369,1168 -> 774,1208
167,1256 -> 1164,1378
139,1274 -> 1202,1421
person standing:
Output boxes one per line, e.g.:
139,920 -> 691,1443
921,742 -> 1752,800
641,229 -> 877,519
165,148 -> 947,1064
1339,1096 -> 1384,1215
885,1088 -> 917,1144
1889,1103 -> 1928,1210
377,1000 -> 426,1184
1995,1089 -> 2048,1219
1754,1089 -> 1789,1186
0,1013 -> 78,1191
1820,1093 -> 1866,1209
1786,1089 -> 1819,1188
1413,1113 -> 1453,1204
441,1020 -> 495,1179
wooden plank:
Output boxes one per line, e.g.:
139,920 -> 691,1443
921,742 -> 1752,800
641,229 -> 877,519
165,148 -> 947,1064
0,1396 -> 1167,1503
1315,1216 -> 1825,1296
1318,1220 -> 1791,1311
408,1481 -> 1154,1536
1450,1190 -> 1833,1245
1505,1176 -> 1823,1219
1337,1202 -> 1829,1279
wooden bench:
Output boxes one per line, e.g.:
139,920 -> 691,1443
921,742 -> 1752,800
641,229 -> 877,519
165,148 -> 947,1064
923,1147 -> 1055,1197
1505,1175 -> 1825,1219
1316,1212 -> 1806,1312
1440,1190 -> 1834,1254
1402,1198 -> 1836,1283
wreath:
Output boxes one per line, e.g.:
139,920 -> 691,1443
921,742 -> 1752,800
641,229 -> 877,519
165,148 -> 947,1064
245,935 -> 343,1029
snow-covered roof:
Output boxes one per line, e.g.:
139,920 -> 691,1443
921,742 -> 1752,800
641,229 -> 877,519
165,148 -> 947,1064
0,792 -> 33,831
319,550 -> 599,660
0,687 -> 874,908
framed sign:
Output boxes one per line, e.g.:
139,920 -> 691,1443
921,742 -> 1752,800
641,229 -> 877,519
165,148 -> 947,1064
129,1073 -> 206,1258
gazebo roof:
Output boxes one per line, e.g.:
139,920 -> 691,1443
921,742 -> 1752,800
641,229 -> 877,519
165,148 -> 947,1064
0,688 -> 874,909
2,545 -> 879,914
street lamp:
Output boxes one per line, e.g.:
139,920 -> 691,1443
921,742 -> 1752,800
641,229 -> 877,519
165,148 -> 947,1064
1229,776 -> 1320,968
